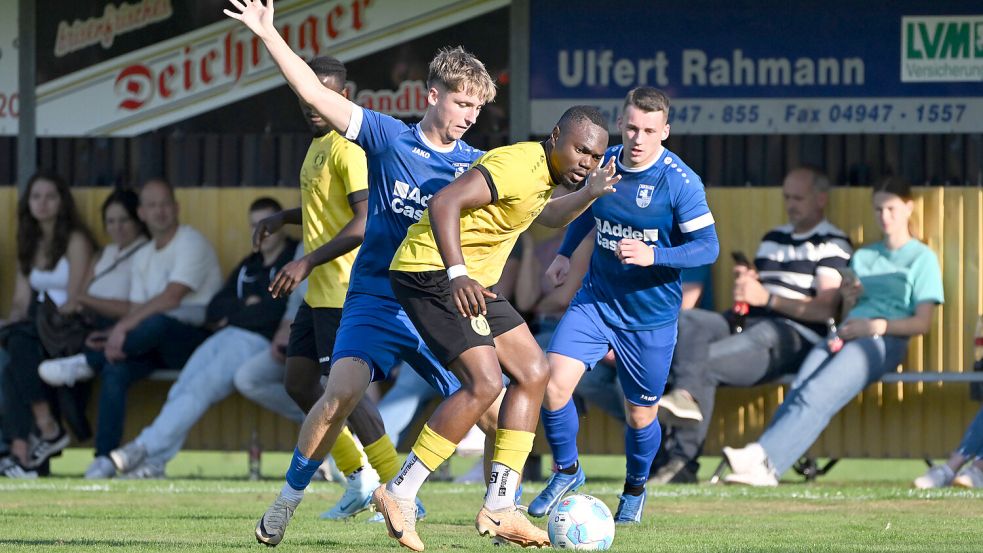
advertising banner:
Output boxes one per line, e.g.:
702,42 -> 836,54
6,0 -> 505,136
529,0 -> 983,134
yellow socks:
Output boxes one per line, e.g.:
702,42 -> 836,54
329,426 -> 366,476
363,435 -> 401,482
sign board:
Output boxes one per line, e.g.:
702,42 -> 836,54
529,0 -> 983,134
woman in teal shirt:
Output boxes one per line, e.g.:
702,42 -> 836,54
722,176 -> 944,486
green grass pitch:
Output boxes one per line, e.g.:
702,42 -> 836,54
1,449 -> 980,552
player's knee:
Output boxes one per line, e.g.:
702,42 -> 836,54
626,405 -> 659,429
468,371 -> 505,404
543,380 -> 574,411
285,377 -> 318,412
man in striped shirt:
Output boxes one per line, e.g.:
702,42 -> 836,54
653,167 -> 853,484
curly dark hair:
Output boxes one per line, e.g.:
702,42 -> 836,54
17,172 -> 95,276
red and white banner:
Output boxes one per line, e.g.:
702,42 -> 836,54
26,0 -> 506,136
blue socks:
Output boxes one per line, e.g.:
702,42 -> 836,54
625,419 -> 661,487
285,447 -> 323,491
541,400 -> 580,470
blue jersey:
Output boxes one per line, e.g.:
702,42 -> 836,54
344,106 -> 483,297
565,145 -> 714,330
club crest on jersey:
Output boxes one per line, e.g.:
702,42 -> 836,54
313,153 -> 326,168
636,184 -> 655,208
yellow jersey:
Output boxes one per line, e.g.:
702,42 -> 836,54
391,142 -> 555,288
300,131 -> 368,308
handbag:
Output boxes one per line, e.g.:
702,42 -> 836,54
35,240 -> 148,358
36,293 -> 93,358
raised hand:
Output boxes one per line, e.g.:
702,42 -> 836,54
584,157 -> 620,199
223,0 -> 275,36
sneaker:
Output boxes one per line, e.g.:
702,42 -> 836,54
913,464 -> 955,489
119,461 -> 165,479
475,505 -> 550,548
255,493 -> 298,547
953,464 -> 983,489
614,492 -> 647,524
0,456 -> 39,479
649,457 -> 697,485
658,389 -> 703,428
38,354 -> 94,387
528,465 -> 586,518
84,456 -> 117,479
723,443 -> 767,475
320,468 -> 379,520
366,496 -> 427,524
28,429 -> 70,468
371,485 -> 424,552
722,449 -> 779,487
110,441 -> 148,474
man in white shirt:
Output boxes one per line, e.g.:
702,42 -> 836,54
53,179 -> 223,478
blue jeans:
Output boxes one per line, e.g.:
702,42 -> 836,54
957,406 -> 983,460
758,335 -> 909,474
85,314 -> 209,456
136,326 -> 269,465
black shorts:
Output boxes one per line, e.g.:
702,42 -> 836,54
286,301 -> 343,373
390,269 -> 525,366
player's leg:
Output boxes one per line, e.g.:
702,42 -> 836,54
612,323 -> 676,524
256,355 -> 371,545
529,303 -> 610,517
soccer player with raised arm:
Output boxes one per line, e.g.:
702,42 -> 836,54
247,55 -> 400,521
224,1 -> 499,547
379,105 -> 618,550
528,87 -> 719,524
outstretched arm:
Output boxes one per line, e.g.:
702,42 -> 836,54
224,0 -> 353,133
535,157 -> 619,228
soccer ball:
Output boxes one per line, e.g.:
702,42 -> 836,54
547,494 -> 615,550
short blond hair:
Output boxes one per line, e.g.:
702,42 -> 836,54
428,46 -> 497,104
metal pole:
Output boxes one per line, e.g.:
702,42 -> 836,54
16,0 -> 35,194
508,0 -> 530,143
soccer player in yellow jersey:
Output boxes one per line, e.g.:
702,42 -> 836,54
377,106 -> 619,549
251,56 -> 403,525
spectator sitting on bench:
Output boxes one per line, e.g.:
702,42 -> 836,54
40,188 -> 150,387
914,405 -> 983,489
103,197 -> 298,478
0,173 -> 95,478
39,179 -> 223,479
653,167 -> 852,484
723,176 -> 944,487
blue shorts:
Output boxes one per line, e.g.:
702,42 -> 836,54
547,301 -> 676,406
332,291 -> 461,398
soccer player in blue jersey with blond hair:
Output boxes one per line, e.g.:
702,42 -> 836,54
528,87 -> 719,524
225,0 -> 503,547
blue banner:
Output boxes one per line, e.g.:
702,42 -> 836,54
529,0 -> 983,134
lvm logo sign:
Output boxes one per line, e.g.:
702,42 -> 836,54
901,15 -> 983,82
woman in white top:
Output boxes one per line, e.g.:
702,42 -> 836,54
1,173 -> 94,477
75,188 -> 150,322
